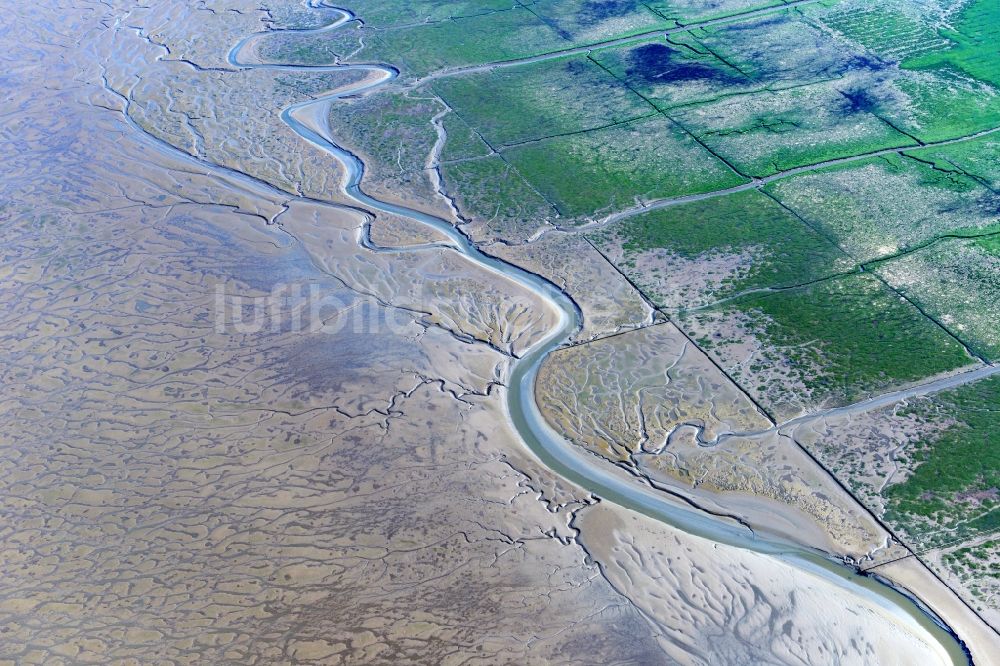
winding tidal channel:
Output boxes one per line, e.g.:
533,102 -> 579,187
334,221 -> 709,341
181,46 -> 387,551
223,3 -> 970,663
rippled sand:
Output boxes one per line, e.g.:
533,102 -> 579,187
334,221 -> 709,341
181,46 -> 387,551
0,2 -> 983,664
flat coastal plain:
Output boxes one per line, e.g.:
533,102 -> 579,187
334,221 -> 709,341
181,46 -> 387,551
1,1 -> 998,665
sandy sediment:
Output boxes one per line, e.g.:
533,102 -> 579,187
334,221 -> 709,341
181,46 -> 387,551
491,231 -> 656,343
0,0 -> 986,663
279,200 -> 561,359
366,210 -> 452,249
533,308 -> 999,654
874,558 -> 999,666
578,502 -> 958,666
535,322 -> 896,558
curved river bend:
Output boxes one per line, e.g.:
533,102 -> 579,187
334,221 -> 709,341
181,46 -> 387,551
225,4 -> 970,663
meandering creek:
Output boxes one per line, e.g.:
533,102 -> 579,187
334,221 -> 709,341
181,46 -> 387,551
221,4 -> 971,663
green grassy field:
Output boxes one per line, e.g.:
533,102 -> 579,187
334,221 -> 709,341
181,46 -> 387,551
766,155 -> 1000,261
590,36 -> 753,110
647,0 -> 787,24
438,113 -> 493,162
813,0 -> 951,62
589,189 -> 852,307
685,9 -> 864,87
672,80 -> 916,177
439,154 -> 560,239
680,273 -> 973,417
335,0 -> 519,29
502,114 -> 747,219
811,0 -> 1000,142
528,0 -> 671,43
886,375 -> 1000,547
881,68 -> 1000,143
328,90 -> 441,186
874,235 -> 1000,362
360,7 -> 569,76
906,135 -> 1000,191
902,0 -> 1000,88
434,56 -> 651,146
258,25 -> 363,65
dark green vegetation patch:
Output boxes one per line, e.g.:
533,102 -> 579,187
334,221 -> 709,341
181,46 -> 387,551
886,375 -> 1000,547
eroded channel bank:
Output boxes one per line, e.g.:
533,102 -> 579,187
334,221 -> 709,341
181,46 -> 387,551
226,4 -> 971,664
